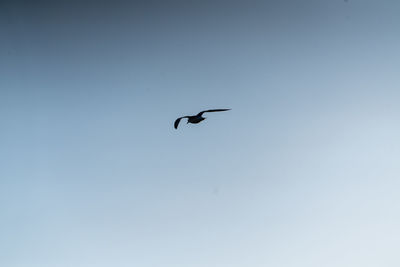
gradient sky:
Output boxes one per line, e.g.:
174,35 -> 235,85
1,0 -> 400,266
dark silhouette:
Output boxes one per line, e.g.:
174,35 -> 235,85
174,109 -> 231,129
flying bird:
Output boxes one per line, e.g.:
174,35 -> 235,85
174,109 -> 231,129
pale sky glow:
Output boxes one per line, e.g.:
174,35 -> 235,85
1,1 -> 400,266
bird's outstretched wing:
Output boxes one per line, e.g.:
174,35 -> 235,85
197,109 -> 231,116
174,117 -> 188,129
174,117 -> 182,129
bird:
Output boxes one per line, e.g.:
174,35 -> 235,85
174,109 -> 231,129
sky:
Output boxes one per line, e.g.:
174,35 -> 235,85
1,0 -> 400,266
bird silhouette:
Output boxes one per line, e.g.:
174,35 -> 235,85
174,109 -> 231,129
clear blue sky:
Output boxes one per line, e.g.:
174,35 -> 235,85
1,0 -> 400,266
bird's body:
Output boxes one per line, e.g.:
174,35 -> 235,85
174,109 -> 230,129
187,116 -> 205,124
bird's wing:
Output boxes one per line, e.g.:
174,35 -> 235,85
174,116 -> 189,129
197,109 -> 231,116
174,118 -> 182,129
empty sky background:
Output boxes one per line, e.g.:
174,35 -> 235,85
1,0 -> 400,266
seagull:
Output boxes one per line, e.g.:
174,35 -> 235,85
174,109 -> 231,129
